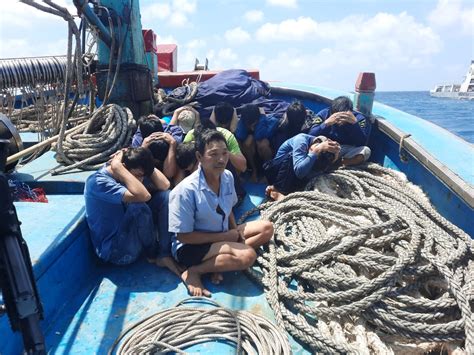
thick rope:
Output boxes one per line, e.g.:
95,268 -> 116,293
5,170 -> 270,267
154,81 -> 198,116
109,297 -> 291,355
240,163 -> 473,354
51,104 -> 135,175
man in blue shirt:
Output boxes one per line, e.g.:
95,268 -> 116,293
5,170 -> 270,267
235,103 -> 279,181
308,96 -> 371,166
264,134 -> 341,201
84,148 -> 181,276
169,129 -> 273,297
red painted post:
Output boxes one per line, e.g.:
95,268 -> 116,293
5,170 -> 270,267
354,72 -> 376,116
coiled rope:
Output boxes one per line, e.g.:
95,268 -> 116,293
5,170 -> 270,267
51,104 -> 135,175
154,80 -> 198,116
239,163 -> 473,354
0,56 -> 67,90
109,297 -> 291,355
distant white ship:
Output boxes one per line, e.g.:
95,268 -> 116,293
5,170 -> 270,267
430,60 -> 474,100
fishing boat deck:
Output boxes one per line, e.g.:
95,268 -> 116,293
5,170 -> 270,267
2,152 -> 309,353
1,84 -> 472,353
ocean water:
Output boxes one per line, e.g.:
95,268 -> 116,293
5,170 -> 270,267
375,91 -> 474,144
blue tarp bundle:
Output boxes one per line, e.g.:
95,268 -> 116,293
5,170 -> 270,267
194,69 -> 271,108
164,69 -> 289,121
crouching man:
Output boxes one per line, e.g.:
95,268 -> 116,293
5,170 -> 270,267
264,133 -> 341,201
169,129 -> 273,297
84,148 -> 181,276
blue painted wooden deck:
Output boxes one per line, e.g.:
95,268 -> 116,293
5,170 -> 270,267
0,153 -> 308,354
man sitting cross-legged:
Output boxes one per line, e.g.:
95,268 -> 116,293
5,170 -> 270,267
169,129 -> 273,297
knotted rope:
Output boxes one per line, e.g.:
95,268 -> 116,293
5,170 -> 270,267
51,104 -> 135,175
110,297 -> 291,355
240,163 -> 473,353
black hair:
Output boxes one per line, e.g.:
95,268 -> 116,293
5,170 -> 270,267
285,100 -> 307,136
330,96 -> 353,114
213,102 -> 234,125
147,139 -> 170,162
195,128 -> 228,155
176,142 -> 197,170
122,147 -> 155,177
138,116 -> 163,138
240,104 -> 260,128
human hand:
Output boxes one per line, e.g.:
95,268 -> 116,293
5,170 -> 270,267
325,113 -> 340,126
310,139 -> 340,156
110,149 -> 125,171
142,132 -> 163,148
159,132 -> 176,146
336,111 -> 357,125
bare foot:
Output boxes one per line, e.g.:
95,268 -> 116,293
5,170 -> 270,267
181,269 -> 211,297
155,256 -> 184,277
211,272 -> 224,285
265,185 -> 285,201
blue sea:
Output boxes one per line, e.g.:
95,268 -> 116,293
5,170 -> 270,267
375,91 -> 473,144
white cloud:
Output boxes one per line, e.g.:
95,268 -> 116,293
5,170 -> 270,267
428,0 -> 474,34
266,0 -> 297,8
141,0 -> 196,28
1,0 -> 77,28
173,0 -> 196,13
217,48 -> 238,61
203,48 -> 241,70
256,17 -> 317,41
253,12 -> 443,89
224,27 -> 251,44
156,35 -> 178,45
255,13 -> 441,58
0,38 -> 67,58
169,12 -> 188,27
246,55 -> 266,69
141,3 -> 171,22
244,10 -> 264,23
186,39 -> 207,49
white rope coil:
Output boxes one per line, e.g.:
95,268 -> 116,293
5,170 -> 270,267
240,163 -> 473,354
110,297 -> 291,355
52,104 -> 135,175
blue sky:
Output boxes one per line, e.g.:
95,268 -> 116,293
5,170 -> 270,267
1,0 -> 472,91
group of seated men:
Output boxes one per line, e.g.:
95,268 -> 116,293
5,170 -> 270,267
84,96 -> 371,296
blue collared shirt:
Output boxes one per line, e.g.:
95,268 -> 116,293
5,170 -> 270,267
168,166 -> 238,258
308,108 -> 371,146
272,133 -> 319,179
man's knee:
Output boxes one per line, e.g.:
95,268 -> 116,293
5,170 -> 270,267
239,248 -> 257,268
243,135 -> 254,148
261,221 -> 274,243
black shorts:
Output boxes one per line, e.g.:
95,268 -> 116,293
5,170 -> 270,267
176,243 -> 212,268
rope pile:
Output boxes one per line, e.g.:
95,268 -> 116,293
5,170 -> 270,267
240,163 -> 473,354
52,104 -> 135,175
110,297 -> 291,355
7,102 -> 89,132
